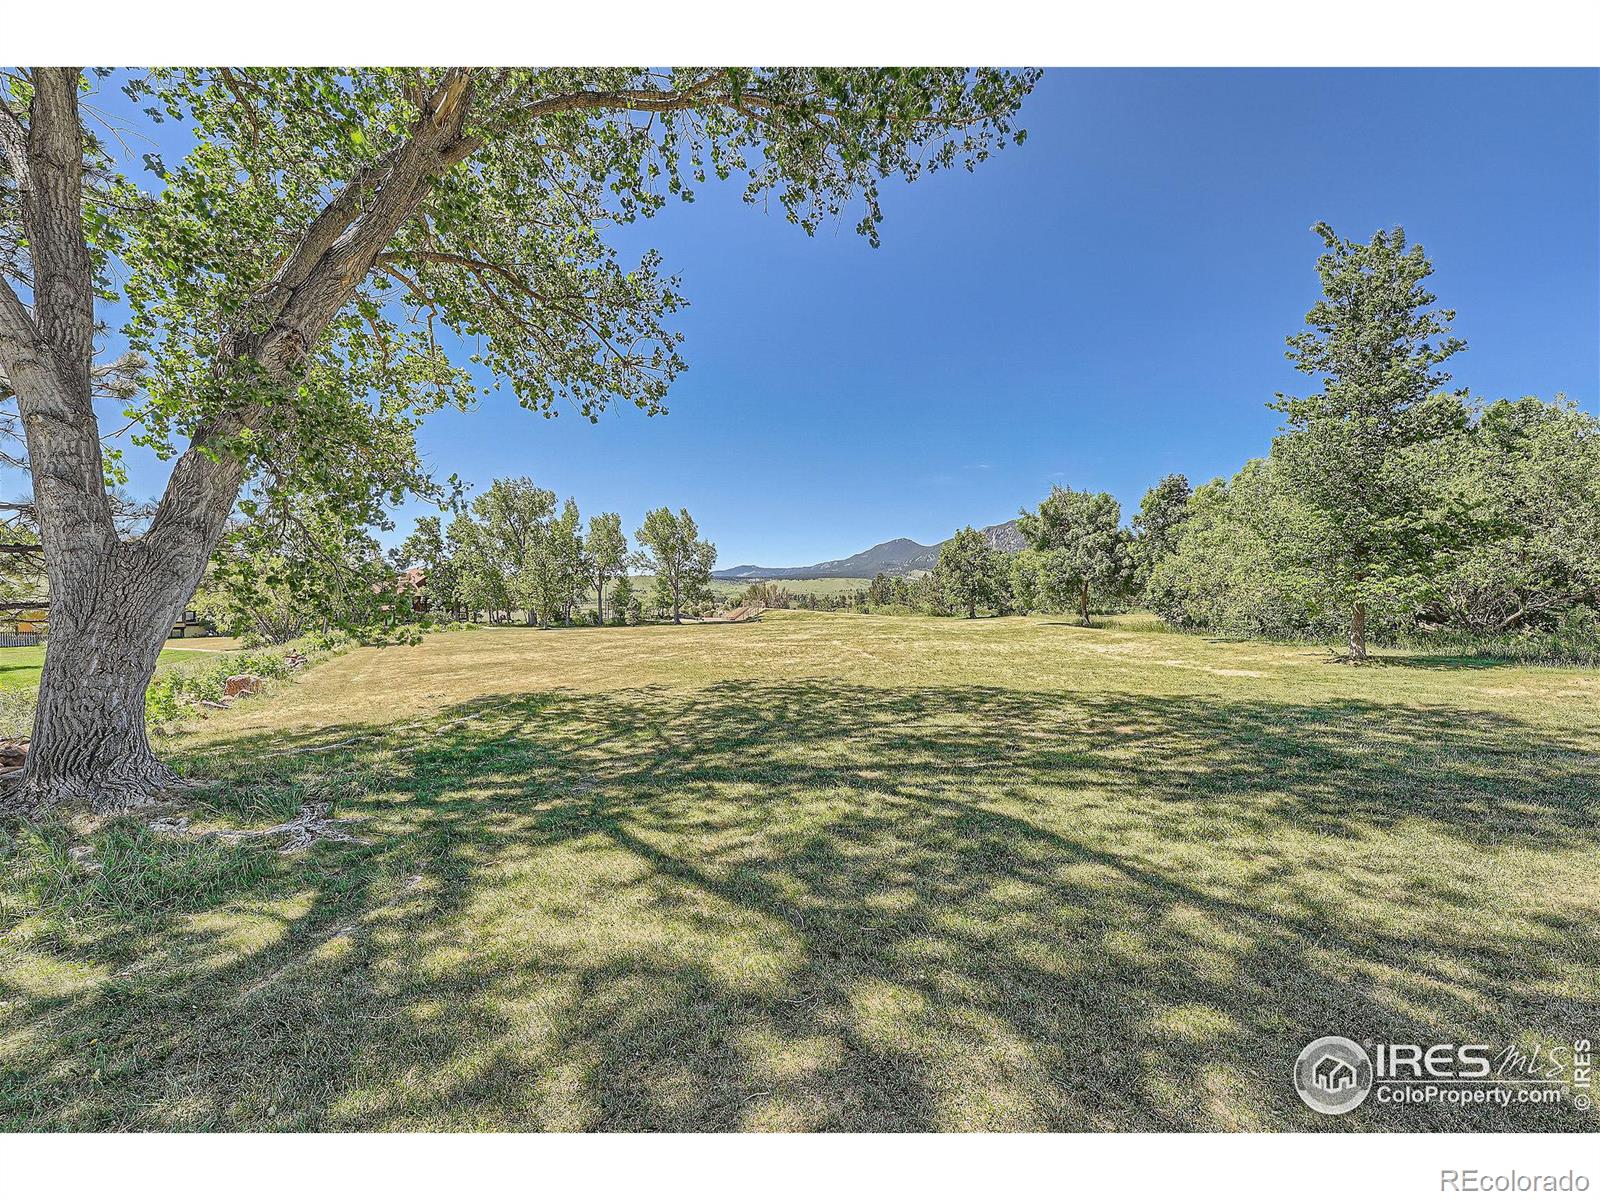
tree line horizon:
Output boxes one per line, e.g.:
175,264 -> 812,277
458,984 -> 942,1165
368,223 -> 1597,665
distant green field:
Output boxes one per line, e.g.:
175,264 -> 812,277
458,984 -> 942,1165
626,575 -> 877,604
704,575 -> 878,600
0,639 -> 244,693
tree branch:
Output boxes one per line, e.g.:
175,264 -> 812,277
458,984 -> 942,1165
20,69 -> 95,387
0,95 -> 30,193
146,69 -> 483,568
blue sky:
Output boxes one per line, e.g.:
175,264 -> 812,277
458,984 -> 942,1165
96,69 -> 1600,568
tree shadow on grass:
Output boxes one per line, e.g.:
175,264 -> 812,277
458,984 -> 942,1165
2,681 -> 1596,1130
1367,653 -> 1579,671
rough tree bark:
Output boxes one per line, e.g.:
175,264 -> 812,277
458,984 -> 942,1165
0,68 -> 478,812
25,542 -> 195,806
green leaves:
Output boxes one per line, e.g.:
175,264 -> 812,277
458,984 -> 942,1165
934,526 -> 1005,617
1017,487 -> 1134,623
1269,224 -> 1471,646
635,506 -> 716,620
21,66 -> 1035,601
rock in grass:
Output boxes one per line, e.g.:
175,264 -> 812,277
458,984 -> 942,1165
223,674 -> 266,699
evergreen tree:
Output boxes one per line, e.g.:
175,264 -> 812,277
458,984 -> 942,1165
1271,223 -> 1468,660
608,576 -> 636,626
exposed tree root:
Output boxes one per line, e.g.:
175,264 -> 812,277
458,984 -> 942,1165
0,756 -> 190,820
266,736 -> 364,758
210,800 -> 368,852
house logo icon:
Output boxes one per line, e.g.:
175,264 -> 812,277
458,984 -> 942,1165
1314,1054 -> 1356,1092
1294,1036 -> 1373,1114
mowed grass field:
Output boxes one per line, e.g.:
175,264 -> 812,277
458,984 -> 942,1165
2,610 -> 1597,1131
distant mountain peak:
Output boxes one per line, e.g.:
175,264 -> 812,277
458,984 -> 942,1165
712,520 -> 1023,580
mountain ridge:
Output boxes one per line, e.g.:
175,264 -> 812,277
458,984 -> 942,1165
713,520 -> 1025,580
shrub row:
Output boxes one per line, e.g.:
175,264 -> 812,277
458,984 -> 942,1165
145,630 -> 353,725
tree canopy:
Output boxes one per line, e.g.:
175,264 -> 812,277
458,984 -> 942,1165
635,507 -> 715,624
935,526 -> 1004,618
1018,486 -> 1131,625
0,65 -> 1040,807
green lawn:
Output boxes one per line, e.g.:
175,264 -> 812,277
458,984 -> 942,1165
1,611 -> 1596,1130
0,638 -> 246,693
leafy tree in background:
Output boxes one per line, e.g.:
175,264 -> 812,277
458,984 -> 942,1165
443,477 -> 554,622
648,573 -> 675,621
521,532 -> 568,626
737,580 -> 794,609
465,477 -> 557,623
1019,486 -> 1131,625
0,66 -> 1037,809
635,507 -> 716,624
1131,473 -> 1191,596
586,512 -> 627,625
1431,396 -> 1600,634
194,501 -> 395,644
1007,548 -> 1043,615
608,575 -> 636,626
1144,459 -> 1329,638
1270,223 -> 1468,661
549,498 -> 585,624
935,525 -> 1003,618
447,514 -> 511,623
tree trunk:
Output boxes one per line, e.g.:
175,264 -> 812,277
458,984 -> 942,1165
13,546 -> 193,812
1,69 -> 480,814
1079,585 -> 1091,626
1348,600 -> 1368,662
968,596 -> 976,619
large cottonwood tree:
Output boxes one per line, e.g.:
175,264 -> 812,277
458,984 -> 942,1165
0,67 -> 1037,811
